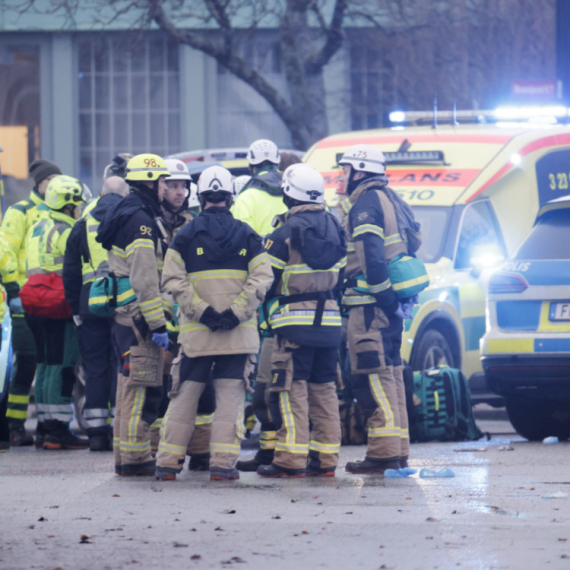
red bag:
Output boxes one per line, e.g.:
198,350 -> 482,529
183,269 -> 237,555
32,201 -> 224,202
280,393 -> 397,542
20,273 -> 72,319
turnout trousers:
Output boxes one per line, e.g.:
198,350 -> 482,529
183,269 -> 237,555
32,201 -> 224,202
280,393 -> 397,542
268,336 -> 341,471
6,314 -> 37,428
112,318 -> 162,469
76,316 -> 117,438
347,305 -> 409,462
156,353 -> 249,472
252,335 -> 278,458
150,353 -> 215,457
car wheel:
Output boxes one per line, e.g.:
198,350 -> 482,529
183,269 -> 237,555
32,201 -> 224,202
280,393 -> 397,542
505,396 -> 570,441
72,361 -> 88,433
411,328 -> 455,371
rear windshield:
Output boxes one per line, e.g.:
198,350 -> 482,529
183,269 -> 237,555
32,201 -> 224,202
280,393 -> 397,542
411,206 -> 450,264
516,209 -> 570,260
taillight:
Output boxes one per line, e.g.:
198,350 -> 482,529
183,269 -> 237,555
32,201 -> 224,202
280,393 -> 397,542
488,272 -> 529,294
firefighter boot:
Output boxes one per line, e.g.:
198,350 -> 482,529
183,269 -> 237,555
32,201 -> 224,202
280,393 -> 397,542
257,463 -> 306,478
188,453 -> 210,471
9,426 -> 34,447
155,466 -> 178,481
43,420 -> 89,450
345,456 -> 401,475
35,422 -> 47,449
236,448 -> 274,472
210,466 -> 240,481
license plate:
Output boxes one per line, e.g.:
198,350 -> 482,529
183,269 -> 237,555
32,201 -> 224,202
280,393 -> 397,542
550,302 -> 570,321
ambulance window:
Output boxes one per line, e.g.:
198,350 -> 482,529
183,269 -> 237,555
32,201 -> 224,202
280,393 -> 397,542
455,202 -> 503,270
410,207 -> 450,263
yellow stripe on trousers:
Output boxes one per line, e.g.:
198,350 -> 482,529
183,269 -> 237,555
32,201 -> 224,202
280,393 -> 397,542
128,387 -> 145,443
369,374 -> 395,428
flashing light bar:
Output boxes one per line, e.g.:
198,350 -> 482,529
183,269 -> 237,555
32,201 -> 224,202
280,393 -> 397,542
336,151 -> 445,164
389,106 -> 570,124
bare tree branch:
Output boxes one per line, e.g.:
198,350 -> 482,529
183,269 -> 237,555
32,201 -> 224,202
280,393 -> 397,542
305,0 -> 347,74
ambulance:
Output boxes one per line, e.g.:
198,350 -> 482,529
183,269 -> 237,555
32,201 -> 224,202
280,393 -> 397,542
304,116 -> 570,403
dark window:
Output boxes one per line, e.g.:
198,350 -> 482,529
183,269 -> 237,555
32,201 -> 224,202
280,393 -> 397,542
516,208 -> 570,260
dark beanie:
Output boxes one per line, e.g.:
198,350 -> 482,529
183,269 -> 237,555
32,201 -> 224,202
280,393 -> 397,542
29,159 -> 62,186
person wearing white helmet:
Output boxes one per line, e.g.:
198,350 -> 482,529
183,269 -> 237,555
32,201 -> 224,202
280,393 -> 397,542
251,164 -> 346,478
152,158 -> 214,472
156,165 -> 273,482
231,139 -> 287,236
233,175 -> 251,196
338,144 -> 422,475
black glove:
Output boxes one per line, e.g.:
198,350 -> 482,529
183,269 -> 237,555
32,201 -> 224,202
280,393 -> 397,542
218,308 -> 240,331
4,281 -> 20,303
200,306 -> 222,331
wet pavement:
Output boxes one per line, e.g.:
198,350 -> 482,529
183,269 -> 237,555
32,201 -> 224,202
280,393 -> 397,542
1,418 -> 570,570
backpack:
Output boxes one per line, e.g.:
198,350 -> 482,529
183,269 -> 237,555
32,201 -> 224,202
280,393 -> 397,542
20,273 -> 72,320
88,275 -> 136,317
404,365 -> 483,442
339,399 -> 368,446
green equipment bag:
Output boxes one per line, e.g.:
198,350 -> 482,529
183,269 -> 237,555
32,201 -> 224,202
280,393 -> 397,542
404,365 -> 483,442
388,254 -> 429,298
88,274 -> 136,317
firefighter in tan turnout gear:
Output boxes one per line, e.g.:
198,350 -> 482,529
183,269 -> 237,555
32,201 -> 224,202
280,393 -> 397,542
96,153 -> 170,477
257,163 -> 347,478
339,144 -> 421,474
151,158 -> 214,472
156,165 -> 273,482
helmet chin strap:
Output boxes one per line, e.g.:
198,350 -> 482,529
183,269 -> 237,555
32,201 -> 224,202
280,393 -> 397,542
345,167 -> 357,196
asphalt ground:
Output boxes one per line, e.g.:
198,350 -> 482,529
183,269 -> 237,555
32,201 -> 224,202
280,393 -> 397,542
1,415 -> 570,570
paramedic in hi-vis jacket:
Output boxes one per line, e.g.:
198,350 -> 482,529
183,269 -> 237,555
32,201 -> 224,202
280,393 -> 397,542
156,165 -> 272,482
96,154 -> 171,477
258,163 -> 347,478
339,144 -> 422,474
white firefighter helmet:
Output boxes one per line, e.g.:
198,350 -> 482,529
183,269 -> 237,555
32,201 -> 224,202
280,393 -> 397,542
338,144 -> 386,174
281,163 -> 325,204
247,139 -> 280,166
188,181 -> 199,209
197,165 -> 234,195
164,158 -> 192,182
233,175 -> 251,195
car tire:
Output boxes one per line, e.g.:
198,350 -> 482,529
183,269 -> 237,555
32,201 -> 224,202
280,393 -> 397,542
411,328 -> 455,371
505,396 -> 570,441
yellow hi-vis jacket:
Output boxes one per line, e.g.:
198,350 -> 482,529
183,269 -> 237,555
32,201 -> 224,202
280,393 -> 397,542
1,190 -> 50,286
26,210 -> 75,278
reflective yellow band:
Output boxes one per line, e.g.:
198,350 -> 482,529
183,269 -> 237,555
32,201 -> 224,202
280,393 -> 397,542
158,440 -> 187,455
369,278 -> 391,294
249,252 -> 269,272
126,239 -> 155,256
8,394 -> 30,404
195,413 -> 214,425
150,418 -> 163,429
166,248 -> 185,267
341,295 -> 376,306
180,320 -> 256,333
392,274 -> 430,292
369,374 -> 395,428
353,224 -> 384,239
119,441 -> 151,451
275,442 -> 309,454
111,246 -> 127,258
369,426 -> 401,436
188,269 -> 247,282
210,442 -> 241,454
269,255 -> 287,270
309,441 -> 340,454
6,410 -> 28,419
385,233 -> 404,245
89,288 -> 136,305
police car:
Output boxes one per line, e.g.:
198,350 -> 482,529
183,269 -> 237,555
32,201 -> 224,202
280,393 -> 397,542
304,112 -> 570,404
481,195 -> 570,440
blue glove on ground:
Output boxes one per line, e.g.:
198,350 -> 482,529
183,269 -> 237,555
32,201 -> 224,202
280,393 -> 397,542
152,331 -> 169,349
